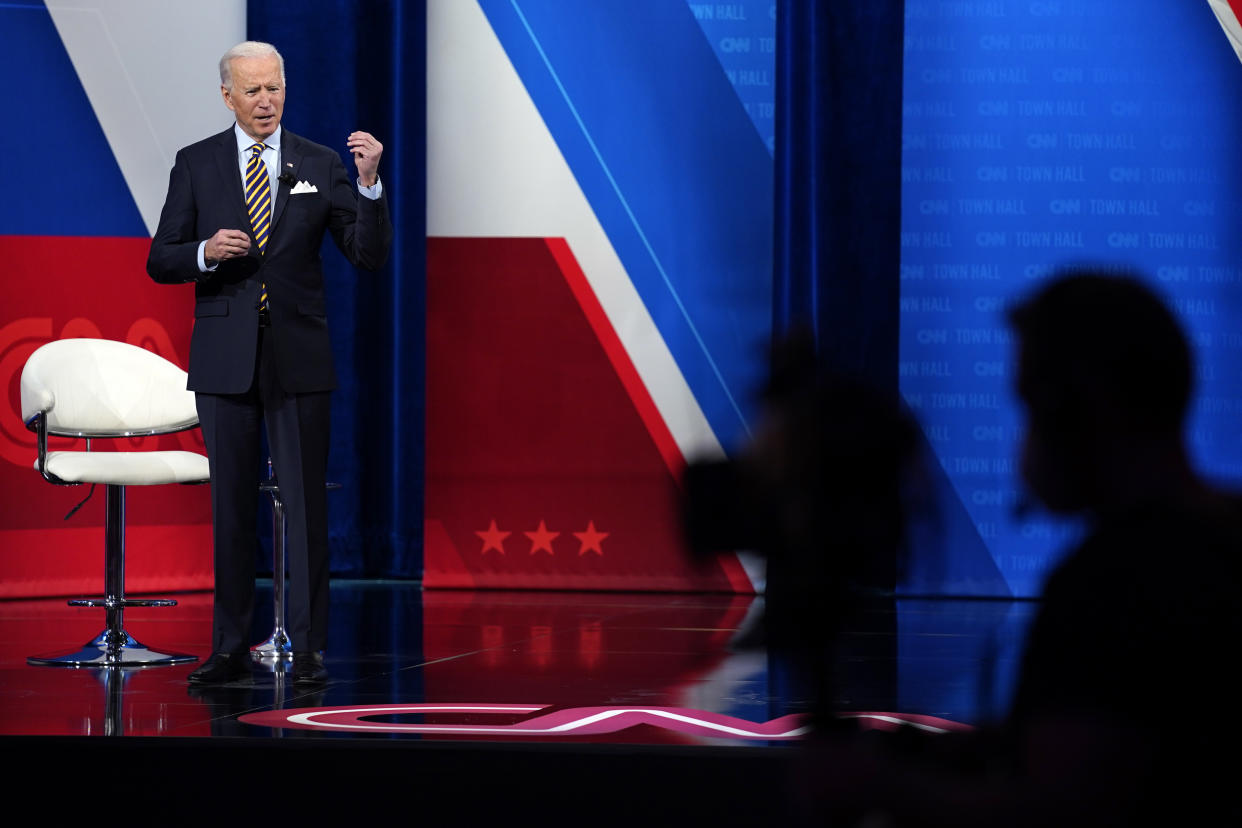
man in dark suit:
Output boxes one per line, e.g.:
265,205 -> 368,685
147,41 -> 391,685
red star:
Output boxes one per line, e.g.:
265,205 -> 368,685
476,519 -> 510,554
573,521 -> 608,556
525,520 -> 559,555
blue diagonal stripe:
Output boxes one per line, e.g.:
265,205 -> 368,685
482,1 -> 773,450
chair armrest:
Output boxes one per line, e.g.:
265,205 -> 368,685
25,412 -> 75,486
26,411 -> 47,477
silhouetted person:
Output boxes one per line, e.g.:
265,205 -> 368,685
999,272 -> 1241,825
800,271 -> 1241,826
683,328 -> 922,725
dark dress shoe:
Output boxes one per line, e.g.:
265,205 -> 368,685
291,651 -> 328,685
187,652 -> 252,685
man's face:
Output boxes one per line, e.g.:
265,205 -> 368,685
222,55 -> 284,143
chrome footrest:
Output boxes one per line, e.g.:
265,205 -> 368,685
67,598 -> 178,609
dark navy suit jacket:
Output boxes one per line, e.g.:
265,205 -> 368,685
146,127 -> 392,393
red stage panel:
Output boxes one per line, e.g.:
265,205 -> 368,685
0,235 -> 212,598
425,237 -> 749,592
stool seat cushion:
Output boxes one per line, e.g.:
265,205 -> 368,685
39,451 -> 210,485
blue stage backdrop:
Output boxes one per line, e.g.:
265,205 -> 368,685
900,0 -> 1242,597
250,0 -> 426,578
689,1 -> 778,155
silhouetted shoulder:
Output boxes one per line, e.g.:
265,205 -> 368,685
1014,490 -> 1242,722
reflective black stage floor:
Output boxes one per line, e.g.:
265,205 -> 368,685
0,584 -> 1035,821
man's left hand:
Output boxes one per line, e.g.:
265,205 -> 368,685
348,131 -> 383,187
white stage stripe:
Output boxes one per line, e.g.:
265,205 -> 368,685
46,0 -> 245,236
840,714 -> 951,734
426,0 -> 725,463
1208,0 -> 1242,63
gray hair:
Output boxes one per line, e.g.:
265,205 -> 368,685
219,41 -> 285,90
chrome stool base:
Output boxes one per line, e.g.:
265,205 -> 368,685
26,486 -> 196,669
251,627 -> 293,660
28,628 -> 196,667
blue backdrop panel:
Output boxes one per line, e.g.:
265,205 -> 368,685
901,0 -> 1242,596
249,0 -> 425,578
0,0 -> 146,237
688,1 -> 778,154
479,0 -> 774,450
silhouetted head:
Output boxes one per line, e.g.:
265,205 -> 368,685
1010,271 -> 1193,514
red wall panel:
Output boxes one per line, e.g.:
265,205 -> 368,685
0,235 -> 211,598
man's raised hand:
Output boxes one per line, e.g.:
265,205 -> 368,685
348,131 -> 383,187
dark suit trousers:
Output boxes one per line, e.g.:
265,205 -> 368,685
195,325 -> 331,653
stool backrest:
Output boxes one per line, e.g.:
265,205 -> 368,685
20,338 -> 198,436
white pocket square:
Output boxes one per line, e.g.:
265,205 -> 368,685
290,180 -> 318,194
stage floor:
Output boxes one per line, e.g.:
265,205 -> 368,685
0,584 -> 1039,821
0,583 -> 1035,743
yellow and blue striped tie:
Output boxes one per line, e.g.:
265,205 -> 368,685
245,142 -> 272,308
